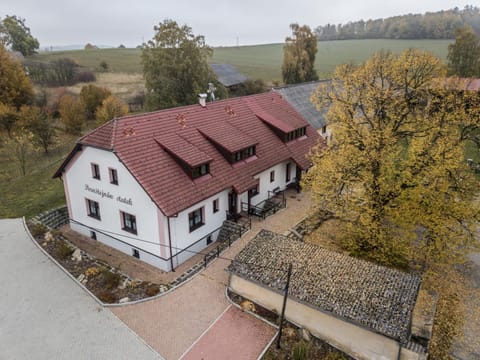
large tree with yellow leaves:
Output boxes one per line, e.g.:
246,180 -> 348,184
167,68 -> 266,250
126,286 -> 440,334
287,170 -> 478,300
304,49 -> 480,268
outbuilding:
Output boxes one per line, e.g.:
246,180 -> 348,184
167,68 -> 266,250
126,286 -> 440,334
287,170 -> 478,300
228,230 -> 427,360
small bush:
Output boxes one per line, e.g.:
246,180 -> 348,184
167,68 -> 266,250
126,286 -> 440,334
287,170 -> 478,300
145,284 -> 160,297
85,267 -> 100,278
30,223 -> 48,238
98,290 -> 117,304
74,70 -> 96,83
55,241 -> 74,259
102,268 -> 121,289
292,341 -> 310,360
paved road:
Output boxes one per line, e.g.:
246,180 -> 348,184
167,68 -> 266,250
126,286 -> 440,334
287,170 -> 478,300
0,218 -> 162,360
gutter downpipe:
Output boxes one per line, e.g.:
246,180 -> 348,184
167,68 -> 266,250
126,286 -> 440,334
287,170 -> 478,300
167,217 -> 175,272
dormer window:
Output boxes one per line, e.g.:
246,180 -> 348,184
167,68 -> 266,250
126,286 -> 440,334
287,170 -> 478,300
192,163 -> 210,179
233,146 -> 256,163
285,127 -> 306,142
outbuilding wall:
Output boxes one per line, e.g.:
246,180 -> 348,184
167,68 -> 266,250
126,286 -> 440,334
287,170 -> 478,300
229,274 -> 423,360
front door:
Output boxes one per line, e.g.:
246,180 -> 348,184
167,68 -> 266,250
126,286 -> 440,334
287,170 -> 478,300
228,192 -> 237,215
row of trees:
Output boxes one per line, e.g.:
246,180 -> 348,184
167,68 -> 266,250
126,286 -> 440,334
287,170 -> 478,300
447,26 -> 480,77
314,6 -> 480,41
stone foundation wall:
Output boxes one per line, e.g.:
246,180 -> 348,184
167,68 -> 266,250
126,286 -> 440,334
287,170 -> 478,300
32,206 -> 69,229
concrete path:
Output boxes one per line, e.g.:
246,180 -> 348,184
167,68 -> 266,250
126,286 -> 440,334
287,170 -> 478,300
0,218 -> 162,360
112,190 -> 312,360
180,305 -> 277,360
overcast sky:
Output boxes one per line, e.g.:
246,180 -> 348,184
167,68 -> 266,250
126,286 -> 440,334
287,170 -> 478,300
0,1 -> 477,48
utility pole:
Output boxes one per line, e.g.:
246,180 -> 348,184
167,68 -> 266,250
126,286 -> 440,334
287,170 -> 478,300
276,263 -> 293,349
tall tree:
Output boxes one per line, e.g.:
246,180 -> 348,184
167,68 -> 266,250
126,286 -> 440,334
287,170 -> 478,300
447,26 -> 480,77
0,15 -> 39,56
0,44 -> 33,109
19,105 -> 56,153
304,50 -> 480,269
282,23 -> 319,84
142,19 -> 224,110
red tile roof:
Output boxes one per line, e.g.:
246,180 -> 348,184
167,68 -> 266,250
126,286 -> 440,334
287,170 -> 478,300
56,92 -> 322,216
198,121 -> 257,153
156,133 -> 212,167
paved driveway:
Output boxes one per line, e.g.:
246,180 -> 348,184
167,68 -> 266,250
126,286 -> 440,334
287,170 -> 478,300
180,305 -> 276,360
0,218 -> 162,360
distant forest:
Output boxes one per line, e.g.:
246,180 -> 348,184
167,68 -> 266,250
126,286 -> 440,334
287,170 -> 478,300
315,5 -> 480,40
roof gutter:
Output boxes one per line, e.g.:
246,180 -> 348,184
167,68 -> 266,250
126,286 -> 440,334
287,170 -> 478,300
167,217 -> 175,272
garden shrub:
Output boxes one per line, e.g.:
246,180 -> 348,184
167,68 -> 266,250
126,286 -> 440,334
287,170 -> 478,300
98,290 -> 117,304
102,268 -> 121,289
30,223 -> 48,238
292,341 -> 309,360
145,284 -> 160,297
55,241 -> 74,259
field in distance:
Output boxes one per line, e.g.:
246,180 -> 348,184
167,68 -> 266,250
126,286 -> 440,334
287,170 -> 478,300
31,39 -> 452,83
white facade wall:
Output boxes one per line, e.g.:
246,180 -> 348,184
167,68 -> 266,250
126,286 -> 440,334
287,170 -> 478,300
63,146 -> 302,271
252,161 -> 296,206
168,189 -> 230,267
64,147 -> 168,269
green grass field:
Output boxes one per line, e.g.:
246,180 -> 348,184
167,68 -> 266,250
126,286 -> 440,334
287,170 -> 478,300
31,39 -> 453,83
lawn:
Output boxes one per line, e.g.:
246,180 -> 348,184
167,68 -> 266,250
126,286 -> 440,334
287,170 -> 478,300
30,39 -> 453,83
0,130 -> 77,219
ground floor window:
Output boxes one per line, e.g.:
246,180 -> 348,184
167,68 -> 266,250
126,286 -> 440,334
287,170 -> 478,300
189,207 -> 204,232
206,235 -> 212,245
132,249 -> 140,258
86,199 -> 100,220
121,211 -> 137,234
90,231 -> 97,240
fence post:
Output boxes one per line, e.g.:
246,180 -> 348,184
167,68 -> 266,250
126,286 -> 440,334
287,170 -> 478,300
216,246 -> 220,258
276,263 -> 293,349
204,254 -> 208,269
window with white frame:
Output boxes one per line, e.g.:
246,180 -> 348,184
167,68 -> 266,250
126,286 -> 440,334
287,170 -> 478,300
188,207 -> 204,232
270,170 -> 275,183
109,168 -> 118,185
121,211 -> 137,234
91,163 -> 100,180
213,199 -> 219,213
86,199 -> 100,220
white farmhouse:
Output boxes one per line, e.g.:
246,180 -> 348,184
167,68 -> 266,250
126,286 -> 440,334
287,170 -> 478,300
54,93 -> 321,271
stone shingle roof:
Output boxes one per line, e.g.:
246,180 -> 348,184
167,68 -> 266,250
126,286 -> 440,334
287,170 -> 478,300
228,230 -> 421,343
211,63 -> 248,87
273,81 -> 330,130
